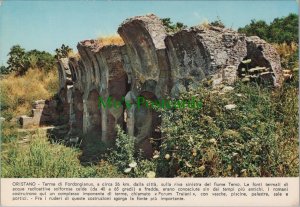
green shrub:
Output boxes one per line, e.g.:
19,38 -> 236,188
238,13 -> 298,44
54,44 -> 73,59
161,18 -> 187,33
156,80 -> 299,177
106,125 -> 158,177
107,125 -> 136,171
6,45 -> 56,75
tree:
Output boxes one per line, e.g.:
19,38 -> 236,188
161,18 -> 187,33
238,20 -> 269,41
238,13 -> 298,44
0,65 -> 9,74
268,13 -> 298,44
6,45 -> 56,75
26,50 -> 56,72
55,44 -> 73,59
7,45 -> 27,73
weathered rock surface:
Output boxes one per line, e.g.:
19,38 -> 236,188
21,14 -> 283,157
19,99 -> 59,129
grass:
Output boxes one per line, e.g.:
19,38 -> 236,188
0,68 -> 58,120
96,34 -> 124,48
1,129 -> 124,178
273,42 -> 298,69
1,72 -> 298,178
0,39 -> 298,178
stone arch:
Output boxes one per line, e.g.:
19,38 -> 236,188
165,30 -> 211,84
118,14 -> 167,83
69,63 -> 77,82
73,89 -> 83,133
86,89 -> 102,139
237,36 -> 282,85
134,91 -> 161,158
237,54 -> 271,75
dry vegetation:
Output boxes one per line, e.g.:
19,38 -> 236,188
273,42 -> 299,69
1,14 -> 298,178
0,68 -> 58,119
96,34 -> 124,48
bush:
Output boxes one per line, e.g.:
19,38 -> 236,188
106,125 -> 158,177
6,45 -> 56,75
161,18 -> 187,33
210,17 -> 225,28
107,125 -> 136,171
156,80 -> 299,177
54,44 -> 73,59
0,65 -> 9,74
238,13 -> 298,44
26,50 -> 56,73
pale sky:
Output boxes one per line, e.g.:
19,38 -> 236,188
0,0 -> 298,65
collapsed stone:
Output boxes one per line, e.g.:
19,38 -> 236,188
20,14 -> 283,157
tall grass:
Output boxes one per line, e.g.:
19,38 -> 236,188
273,42 -> 298,69
96,34 -> 124,48
1,129 -> 124,178
0,68 -> 58,120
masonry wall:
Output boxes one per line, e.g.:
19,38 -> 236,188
56,14 -> 282,155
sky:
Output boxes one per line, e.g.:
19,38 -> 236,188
0,0 -> 298,65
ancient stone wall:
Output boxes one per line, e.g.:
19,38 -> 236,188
53,14 -> 282,155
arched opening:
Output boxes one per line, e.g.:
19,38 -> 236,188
69,63 -> 77,82
238,55 -> 271,76
237,54 -> 273,85
134,91 -> 161,158
73,89 -> 83,133
107,71 -> 130,143
87,89 -> 102,139
56,88 -> 70,125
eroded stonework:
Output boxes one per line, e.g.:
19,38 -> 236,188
23,14 -> 283,156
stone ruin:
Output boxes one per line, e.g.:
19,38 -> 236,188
19,14 -> 282,157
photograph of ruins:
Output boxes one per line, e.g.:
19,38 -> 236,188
1,1 -> 299,178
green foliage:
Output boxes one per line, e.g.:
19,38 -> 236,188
161,18 -> 187,33
6,45 -> 56,75
156,80 -> 299,177
106,126 -> 157,177
55,44 -> 73,59
268,13 -> 298,44
2,132 -> 84,177
238,13 -> 298,44
1,128 -> 123,178
238,20 -> 269,40
0,65 -> 9,74
107,125 -> 136,171
210,17 -> 225,28
1,77 -> 298,178
26,50 -> 56,72
0,121 -> 19,143
79,160 -> 125,178
7,45 -> 27,74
